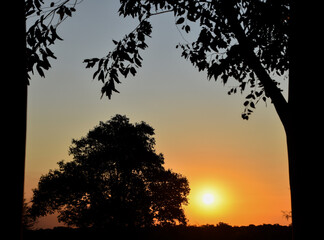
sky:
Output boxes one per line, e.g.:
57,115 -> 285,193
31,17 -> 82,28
25,0 -> 291,228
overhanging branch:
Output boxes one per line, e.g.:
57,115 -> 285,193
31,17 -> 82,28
222,0 -> 289,127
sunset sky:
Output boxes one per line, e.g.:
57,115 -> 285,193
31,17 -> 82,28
25,0 -> 291,228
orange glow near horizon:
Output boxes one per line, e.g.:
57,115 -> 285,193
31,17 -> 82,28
26,136 -> 291,228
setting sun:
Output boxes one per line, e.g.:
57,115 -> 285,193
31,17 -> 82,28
184,181 -> 233,224
200,190 -> 222,208
202,193 -> 215,205
192,184 -> 225,211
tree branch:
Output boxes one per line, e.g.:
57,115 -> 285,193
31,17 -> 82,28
221,0 -> 288,127
149,9 -> 173,17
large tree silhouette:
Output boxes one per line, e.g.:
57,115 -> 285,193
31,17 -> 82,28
30,115 -> 189,228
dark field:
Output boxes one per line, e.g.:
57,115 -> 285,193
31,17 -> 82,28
24,224 -> 292,240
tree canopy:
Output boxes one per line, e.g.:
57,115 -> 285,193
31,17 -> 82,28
26,1 -> 289,121
83,0 -> 289,121
30,115 -> 190,228
25,0 -> 79,81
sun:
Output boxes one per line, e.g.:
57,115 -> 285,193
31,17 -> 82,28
202,193 -> 215,205
189,183 -> 227,216
198,189 -> 222,209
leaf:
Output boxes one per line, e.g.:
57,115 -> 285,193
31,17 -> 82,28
242,113 -> 249,120
246,93 -> 255,99
240,82 -> 246,93
57,7 -> 65,20
176,17 -> 185,25
250,102 -> 255,108
45,47 -> 57,59
98,70 -> 105,83
255,91 -> 263,97
134,57 -> 142,67
93,69 -> 100,79
50,26 -> 63,41
185,25 -> 190,33
65,8 -> 72,17
130,67 -> 136,76
36,64 -> 45,78
120,67 -> 129,78
84,59 -> 97,68
137,42 -> 148,50
98,58 -> 104,69
26,9 -> 36,17
221,74 -> 229,85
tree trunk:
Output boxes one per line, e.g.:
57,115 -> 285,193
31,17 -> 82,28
222,1 -> 322,239
285,105 -> 322,240
286,128 -> 318,239
287,1 -> 322,239
2,1 -> 27,239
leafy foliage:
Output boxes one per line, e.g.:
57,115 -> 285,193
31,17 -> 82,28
84,19 -> 152,99
84,0 -> 289,119
27,0 -> 290,119
25,0 -> 79,81
30,115 -> 190,228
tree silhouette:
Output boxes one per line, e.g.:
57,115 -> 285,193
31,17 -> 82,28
30,115 -> 189,228
22,199 -> 36,230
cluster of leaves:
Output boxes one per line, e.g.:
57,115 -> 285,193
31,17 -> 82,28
26,0 -> 79,81
84,19 -> 152,99
84,0 -> 185,99
84,0 -> 289,119
30,115 -> 190,228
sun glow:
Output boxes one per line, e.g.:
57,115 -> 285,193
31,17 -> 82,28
193,185 -> 224,211
201,191 -> 222,208
183,183 -> 228,225
202,193 -> 215,205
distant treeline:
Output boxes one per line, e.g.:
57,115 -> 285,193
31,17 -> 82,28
24,223 -> 292,240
